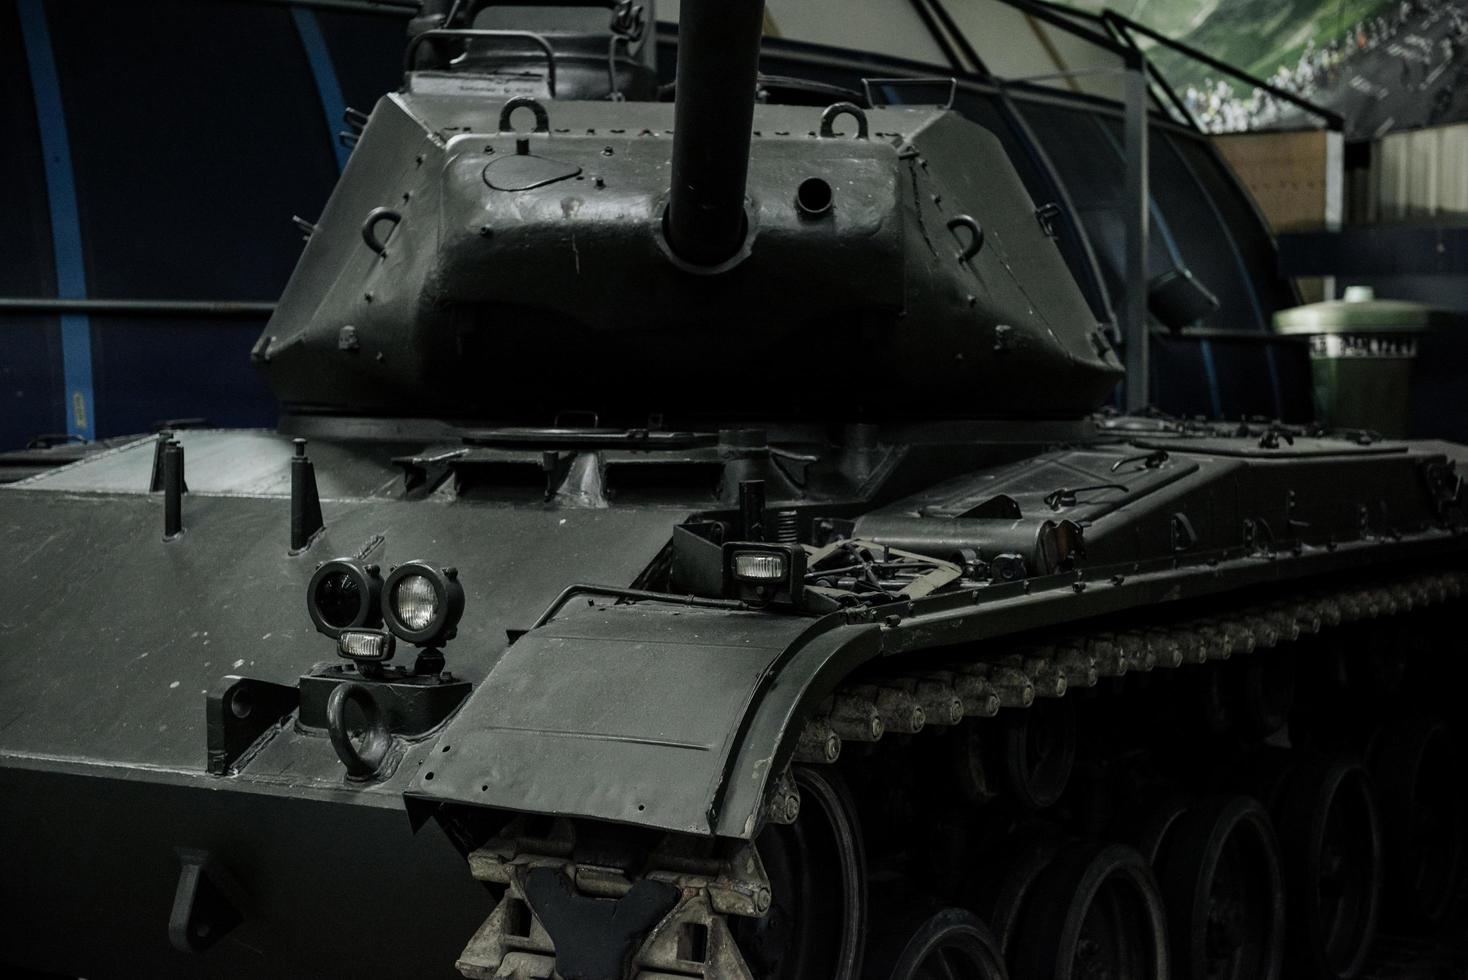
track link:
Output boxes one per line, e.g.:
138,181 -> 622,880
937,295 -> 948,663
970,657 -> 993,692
792,570 -> 1467,774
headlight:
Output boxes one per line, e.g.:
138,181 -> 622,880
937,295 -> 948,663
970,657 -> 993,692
392,574 -> 439,631
382,561 -> 465,646
307,559 -> 383,638
723,543 -> 806,605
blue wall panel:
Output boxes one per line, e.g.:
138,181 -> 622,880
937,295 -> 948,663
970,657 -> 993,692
89,317 -> 276,437
46,0 -> 341,302
0,317 -> 66,445
4,0 -> 413,451
292,7 -> 352,172
316,8 -> 407,113
0,0 -> 56,298
3,0 -> 68,447
1,0 -> 404,449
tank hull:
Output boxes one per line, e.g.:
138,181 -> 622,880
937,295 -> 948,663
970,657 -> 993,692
3,424 -> 1466,977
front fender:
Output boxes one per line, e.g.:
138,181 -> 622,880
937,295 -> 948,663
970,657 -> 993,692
405,603 -> 879,838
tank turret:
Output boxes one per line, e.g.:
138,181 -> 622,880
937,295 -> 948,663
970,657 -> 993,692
254,0 -> 1121,424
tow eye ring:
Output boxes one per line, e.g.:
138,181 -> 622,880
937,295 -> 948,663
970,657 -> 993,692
524,867 -> 679,980
327,681 -> 393,779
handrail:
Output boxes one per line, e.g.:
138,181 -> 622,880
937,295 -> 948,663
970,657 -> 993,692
404,28 -> 558,97
215,0 -> 417,16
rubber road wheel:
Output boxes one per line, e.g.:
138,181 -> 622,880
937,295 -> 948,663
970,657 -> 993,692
732,766 -> 867,980
863,906 -> 1008,980
1275,757 -> 1382,979
1368,718 -> 1463,926
998,697 -> 1076,810
1008,841 -> 1169,980
1154,795 -> 1285,980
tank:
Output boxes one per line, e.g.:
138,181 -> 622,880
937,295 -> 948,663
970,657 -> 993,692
3,2 -> 1467,980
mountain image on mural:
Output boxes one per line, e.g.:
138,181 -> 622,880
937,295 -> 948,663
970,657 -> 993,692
1084,0 -> 1468,136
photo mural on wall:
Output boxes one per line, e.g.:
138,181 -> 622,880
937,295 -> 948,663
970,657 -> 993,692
1084,0 -> 1468,135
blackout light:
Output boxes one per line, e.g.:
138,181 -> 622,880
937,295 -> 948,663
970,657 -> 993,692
723,542 -> 806,605
731,550 -> 789,582
337,628 -> 396,663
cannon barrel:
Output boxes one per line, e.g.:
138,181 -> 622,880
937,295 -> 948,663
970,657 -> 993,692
664,0 -> 766,267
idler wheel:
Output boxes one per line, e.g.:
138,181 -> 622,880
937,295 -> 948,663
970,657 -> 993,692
1152,796 -> 1285,980
1274,757 -> 1382,979
1008,842 -> 1169,980
995,697 -> 1076,810
862,905 -> 1008,980
732,766 -> 866,980
1366,717 -> 1464,926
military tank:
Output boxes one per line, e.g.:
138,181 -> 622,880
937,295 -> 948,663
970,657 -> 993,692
3,2 -> 1466,979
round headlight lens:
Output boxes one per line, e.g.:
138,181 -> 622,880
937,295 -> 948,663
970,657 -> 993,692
381,561 -> 464,646
307,559 -> 382,638
393,574 -> 439,631
314,571 -> 362,629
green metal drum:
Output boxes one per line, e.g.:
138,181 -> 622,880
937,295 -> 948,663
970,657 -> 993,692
1274,287 -> 1448,438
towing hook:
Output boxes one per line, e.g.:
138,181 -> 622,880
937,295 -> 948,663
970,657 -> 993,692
327,681 -> 394,780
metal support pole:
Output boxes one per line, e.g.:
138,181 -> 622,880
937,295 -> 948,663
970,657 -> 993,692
0,297 -> 275,317
290,439 -> 325,553
1097,10 -> 1200,131
738,480 -> 767,542
1122,55 -> 1150,413
163,441 -> 185,540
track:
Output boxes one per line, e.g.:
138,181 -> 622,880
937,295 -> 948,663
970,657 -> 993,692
454,566 -> 1468,979
801,569 -> 1468,762
788,566 -> 1468,980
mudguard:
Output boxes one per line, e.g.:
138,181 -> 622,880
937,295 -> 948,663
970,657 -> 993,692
407,604 -> 881,839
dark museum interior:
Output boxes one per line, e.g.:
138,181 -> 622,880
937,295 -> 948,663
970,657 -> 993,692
3,1 -> 1467,978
